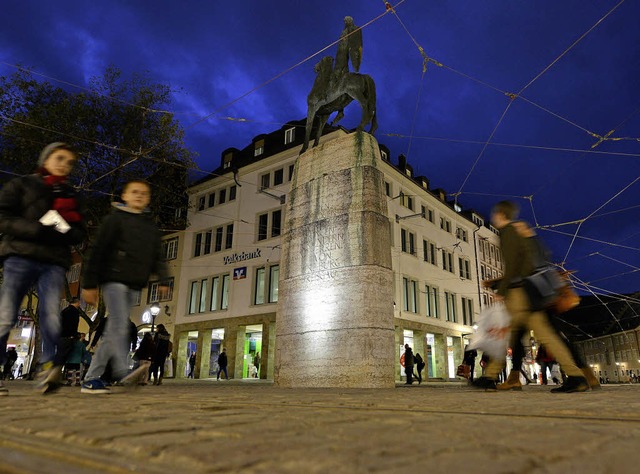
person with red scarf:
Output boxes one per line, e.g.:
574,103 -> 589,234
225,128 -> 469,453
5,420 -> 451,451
0,142 -> 86,396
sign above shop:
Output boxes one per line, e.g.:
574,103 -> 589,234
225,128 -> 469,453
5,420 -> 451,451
233,267 -> 247,280
223,249 -> 261,265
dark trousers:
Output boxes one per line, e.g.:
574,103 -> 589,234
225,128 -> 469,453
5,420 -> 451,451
54,336 -> 77,366
217,366 -> 228,380
405,365 -> 413,384
150,355 -> 166,381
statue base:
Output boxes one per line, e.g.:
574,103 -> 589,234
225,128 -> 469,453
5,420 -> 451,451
275,132 -> 395,388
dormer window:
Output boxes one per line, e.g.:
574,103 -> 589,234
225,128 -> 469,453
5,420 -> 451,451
284,127 -> 295,145
254,139 -> 265,157
223,152 -> 233,170
380,150 -> 388,161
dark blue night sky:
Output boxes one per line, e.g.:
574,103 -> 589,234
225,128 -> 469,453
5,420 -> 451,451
1,0 -> 639,296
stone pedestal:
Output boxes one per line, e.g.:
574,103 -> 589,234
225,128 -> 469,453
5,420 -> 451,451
275,132 -> 395,388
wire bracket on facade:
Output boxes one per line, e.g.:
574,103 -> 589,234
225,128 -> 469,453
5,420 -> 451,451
259,188 -> 286,205
395,210 -> 426,223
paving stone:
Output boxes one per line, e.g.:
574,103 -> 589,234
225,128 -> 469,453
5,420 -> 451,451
1,380 -> 639,473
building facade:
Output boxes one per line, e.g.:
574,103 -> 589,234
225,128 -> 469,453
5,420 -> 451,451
171,121 -> 503,381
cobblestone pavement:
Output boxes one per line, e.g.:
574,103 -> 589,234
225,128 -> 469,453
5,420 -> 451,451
1,379 -> 639,473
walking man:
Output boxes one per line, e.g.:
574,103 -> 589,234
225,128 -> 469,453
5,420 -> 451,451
81,180 -> 169,394
217,348 -> 228,380
472,201 -> 588,393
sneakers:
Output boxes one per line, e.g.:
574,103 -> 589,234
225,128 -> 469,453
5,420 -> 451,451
0,381 -> 7,396
37,365 -> 62,395
81,379 -> 111,394
471,376 -> 497,391
497,371 -> 523,391
550,376 -> 589,393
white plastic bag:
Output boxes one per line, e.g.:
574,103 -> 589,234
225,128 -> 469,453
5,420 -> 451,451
467,303 -> 511,359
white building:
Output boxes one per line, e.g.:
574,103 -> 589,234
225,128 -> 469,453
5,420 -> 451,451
171,121 -> 503,381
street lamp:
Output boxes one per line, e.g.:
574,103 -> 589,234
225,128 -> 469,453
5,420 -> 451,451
150,303 -> 160,334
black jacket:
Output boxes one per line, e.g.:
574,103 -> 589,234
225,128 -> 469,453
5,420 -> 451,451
218,352 -> 228,368
60,305 -> 80,338
0,174 -> 86,269
82,204 -> 168,290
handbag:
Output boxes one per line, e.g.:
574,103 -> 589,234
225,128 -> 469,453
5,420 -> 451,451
550,272 -> 581,313
522,265 -> 565,311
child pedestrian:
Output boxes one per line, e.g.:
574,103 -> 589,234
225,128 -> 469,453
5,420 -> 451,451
0,143 -> 86,395
80,179 -> 169,394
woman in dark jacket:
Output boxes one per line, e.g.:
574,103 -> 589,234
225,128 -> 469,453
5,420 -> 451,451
0,143 -> 86,395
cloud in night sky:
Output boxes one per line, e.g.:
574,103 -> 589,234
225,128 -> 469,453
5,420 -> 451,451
1,0 -> 639,295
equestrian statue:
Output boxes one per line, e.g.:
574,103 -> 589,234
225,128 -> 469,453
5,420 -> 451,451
300,16 -> 377,154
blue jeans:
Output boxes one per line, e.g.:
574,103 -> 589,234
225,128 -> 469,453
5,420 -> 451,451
84,283 -> 138,382
0,256 -> 65,366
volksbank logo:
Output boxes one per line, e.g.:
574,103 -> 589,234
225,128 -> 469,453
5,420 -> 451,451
223,249 -> 261,265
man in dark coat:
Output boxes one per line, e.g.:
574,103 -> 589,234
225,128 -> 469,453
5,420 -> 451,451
151,324 -> 172,385
404,344 -> 414,385
217,348 -> 228,380
53,298 -> 81,371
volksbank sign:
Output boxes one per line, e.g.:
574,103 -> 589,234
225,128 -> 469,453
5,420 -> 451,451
223,249 -> 261,265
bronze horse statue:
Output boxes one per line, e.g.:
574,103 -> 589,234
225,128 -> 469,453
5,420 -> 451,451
300,56 -> 377,154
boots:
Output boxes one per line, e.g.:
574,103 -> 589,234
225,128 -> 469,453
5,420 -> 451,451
550,376 -> 589,393
581,367 -> 601,390
497,371 -> 522,391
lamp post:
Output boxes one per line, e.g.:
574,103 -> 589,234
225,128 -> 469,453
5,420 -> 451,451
150,303 -> 160,334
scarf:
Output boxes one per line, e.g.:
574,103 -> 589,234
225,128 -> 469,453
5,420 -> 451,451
42,173 -> 82,223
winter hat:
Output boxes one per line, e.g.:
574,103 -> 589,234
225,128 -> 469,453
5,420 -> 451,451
38,142 -> 69,167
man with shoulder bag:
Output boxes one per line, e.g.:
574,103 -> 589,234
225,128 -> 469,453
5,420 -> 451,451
472,201 -> 588,393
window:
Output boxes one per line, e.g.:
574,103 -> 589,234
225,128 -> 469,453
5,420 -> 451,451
189,273 -> 230,314
284,127 -> 295,144
288,163 -> 295,181
273,168 -> 284,186
194,225 -> 233,257
461,297 -> 474,326
380,150 -> 388,161
67,263 -> 81,283
254,264 -> 279,305
423,239 -> 436,265
229,185 -> 237,201
254,139 -> 264,157
225,224 -> 234,249
405,168 -> 412,178
456,227 -> 468,242
208,193 -> 215,208
260,173 -> 270,190
257,209 -> 283,241
385,181 -> 391,197
458,258 -> 471,280
444,292 -> 457,322
208,273 -> 230,311
440,217 -> 451,233
258,213 -> 269,241
162,238 -> 178,260
271,210 -> 282,238
214,227 -> 223,252
402,277 -> 418,313
219,188 -> 226,205
197,196 -> 205,211
442,250 -> 454,273
400,192 -> 413,211
223,152 -> 233,169
425,284 -> 439,318
401,228 -> 415,255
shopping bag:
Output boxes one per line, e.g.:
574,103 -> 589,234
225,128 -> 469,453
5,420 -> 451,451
456,364 -> 471,379
467,303 -> 511,360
